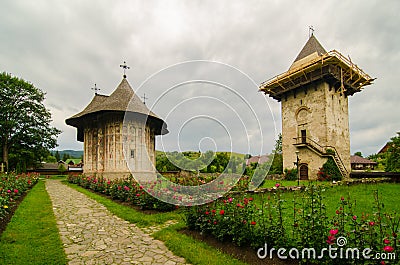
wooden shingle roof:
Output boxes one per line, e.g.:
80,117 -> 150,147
66,78 -> 168,141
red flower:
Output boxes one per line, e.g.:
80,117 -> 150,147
352,215 -> 357,220
213,221 -> 217,225
248,197 -> 253,201
340,196 -> 344,201
336,210 -> 340,215
205,211 -> 210,215
211,209 -> 216,215
7,190 -> 11,193
14,189 -> 18,193
383,245 -> 394,252
123,186 -> 130,191
369,221 -> 375,226
326,235 -> 336,245
275,183 -> 280,188
250,221 -> 256,225
384,239 -> 390,244
219,210 -> 225,215
136,193 -> 140,197
242,220 -> 247,224
381,261 -> 386,265
329,229 -> 339,236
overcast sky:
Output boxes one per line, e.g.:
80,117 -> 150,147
1,0 -> 399,156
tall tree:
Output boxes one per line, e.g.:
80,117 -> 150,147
0,72 -> 61,171
386,132 -> 400,172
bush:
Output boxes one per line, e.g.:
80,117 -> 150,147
0,173 -> 39,218
284,168 -> 298,181
317,157 -> 342,181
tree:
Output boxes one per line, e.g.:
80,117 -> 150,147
0,72 -> 61,171
354,151 -> 363,157
270,133 -> 283,174
386,133 -> 400,172
55,150 -> 61,161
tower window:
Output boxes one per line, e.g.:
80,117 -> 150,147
130,149 -> 135,158
300,99 -> 303,105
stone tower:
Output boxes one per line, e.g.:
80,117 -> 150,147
260,34 -> 374,179
66,77 -> 168,180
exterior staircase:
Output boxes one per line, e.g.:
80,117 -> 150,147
293,137 -> 348,178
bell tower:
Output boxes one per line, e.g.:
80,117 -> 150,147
260,34 -> 374,179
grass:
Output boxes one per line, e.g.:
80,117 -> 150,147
0,180 -> 67,265
153,222 -> 247,265
65,181 -> 247,264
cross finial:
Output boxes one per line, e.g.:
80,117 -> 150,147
309,26 -> 315,38
141,93 -> 148,105
91,83 -> 100,95
119,61 -> 130,78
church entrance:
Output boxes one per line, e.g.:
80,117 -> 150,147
299,164 -> 308,180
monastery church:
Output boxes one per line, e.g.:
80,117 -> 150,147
260,33 -> 374,179
66,69 -> 168,180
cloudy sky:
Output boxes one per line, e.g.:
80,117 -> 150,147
1,0 -> 399,156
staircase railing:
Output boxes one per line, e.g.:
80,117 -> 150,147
293,137 -> 349,177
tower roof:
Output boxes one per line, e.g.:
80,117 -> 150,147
290,34 -> 327,69
259,35 -> 374,101
66,78 -> 168,141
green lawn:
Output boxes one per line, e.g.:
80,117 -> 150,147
0,180 -> 67,265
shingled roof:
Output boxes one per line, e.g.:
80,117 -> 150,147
289,34 -> 327,70
66,78 -> 168,141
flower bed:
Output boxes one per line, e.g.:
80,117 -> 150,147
184,184 -> 399,264
67,174 -> 177,211
0,173 -> 39,219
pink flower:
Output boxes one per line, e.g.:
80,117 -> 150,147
381,261 -> 386,265
383,246 -> 394,252
136,193 -> 140,197
329,229 -> 339,236
369,221 -> 375,226
228,197 -> 233,203
326,235 -> 336,245
7,190 -> 11,193
123,186 -> 130,191
14,189 -> 18,193
352,215 -> 357,220
275,183 -> 280,188
384,239 -> 390,244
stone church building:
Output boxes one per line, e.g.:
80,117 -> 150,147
66,76 -> 168,180
260,34 -> 374,179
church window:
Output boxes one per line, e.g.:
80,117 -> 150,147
130,149 -> 135,158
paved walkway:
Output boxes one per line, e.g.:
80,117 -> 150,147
46,180 -> 189,265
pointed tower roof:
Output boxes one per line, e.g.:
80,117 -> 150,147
66,78 -> 168,141
289,34 -> 327,70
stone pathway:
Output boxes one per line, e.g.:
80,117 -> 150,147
45,180 -> 190,265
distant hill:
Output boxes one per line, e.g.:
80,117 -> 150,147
156,150 -> 246,159
51,150 -> 83,159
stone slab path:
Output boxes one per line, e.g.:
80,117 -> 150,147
46,180 -> 190,265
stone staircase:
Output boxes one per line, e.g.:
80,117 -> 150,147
293,137 -> 348,178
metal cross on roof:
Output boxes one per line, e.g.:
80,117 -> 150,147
91,83 -> 100,95
119,61 -> 130,78
141,93 -> 148,105
309,25 -> 315,38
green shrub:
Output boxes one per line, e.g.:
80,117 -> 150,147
284,168 -> 298,181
